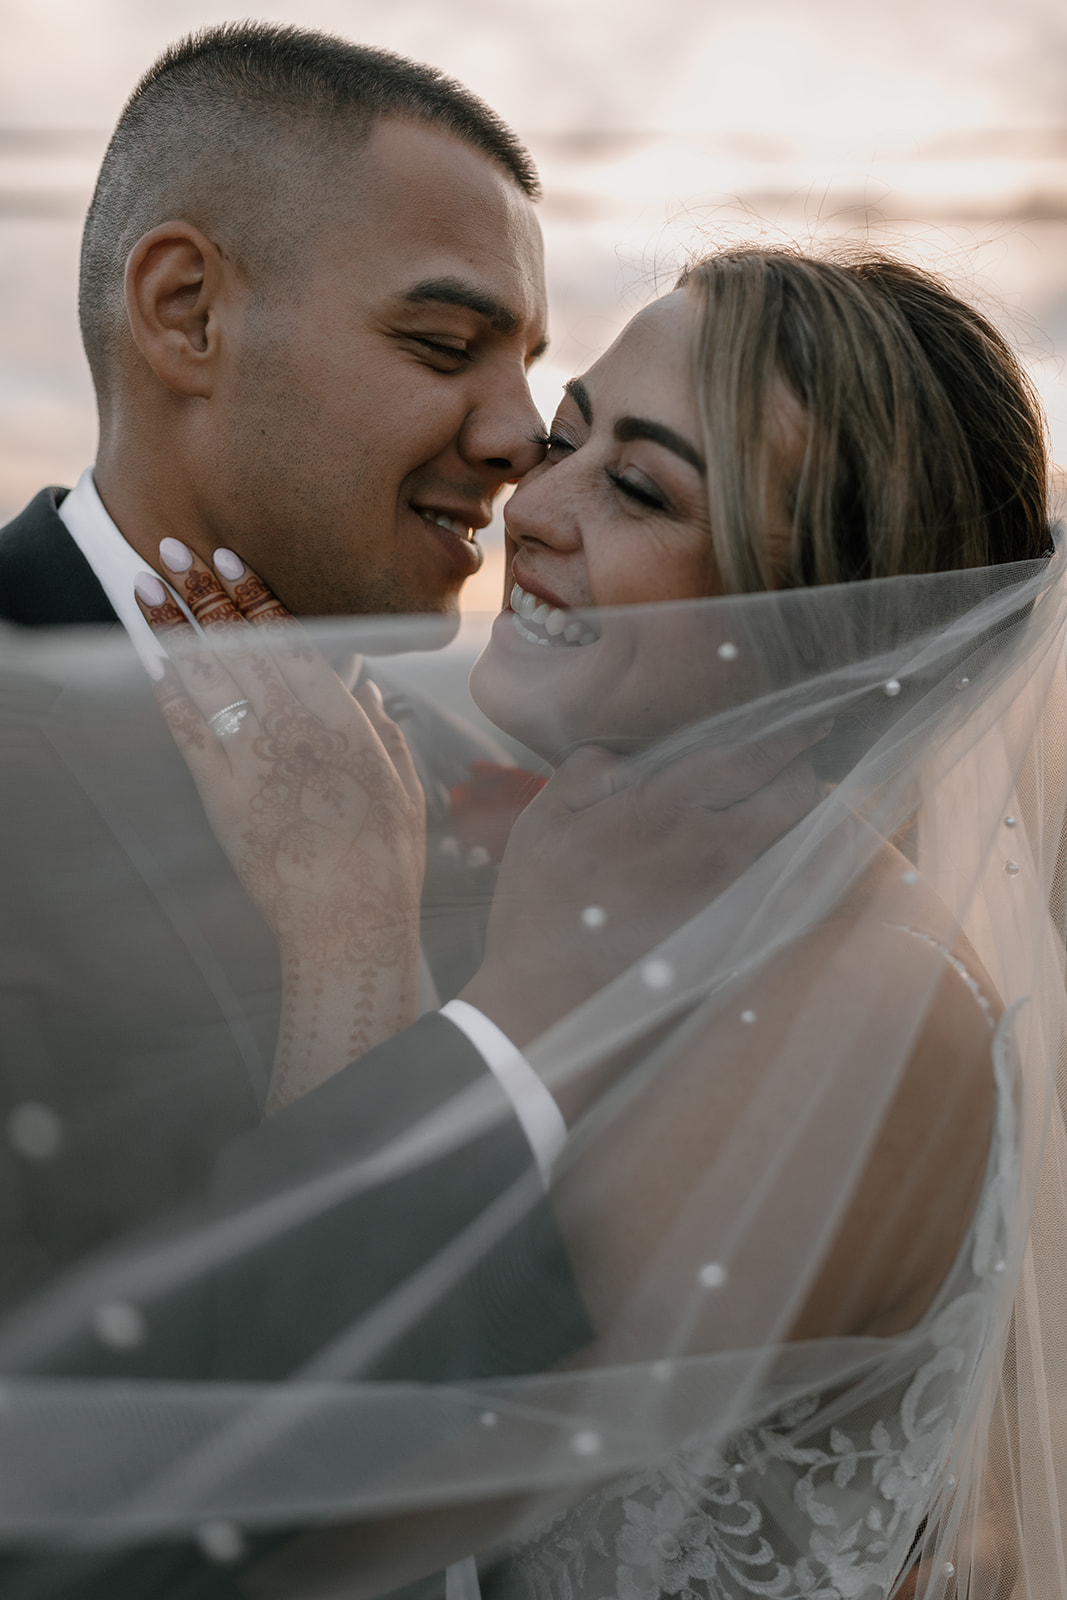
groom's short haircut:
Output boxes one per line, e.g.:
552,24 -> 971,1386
79,21 -> 540,405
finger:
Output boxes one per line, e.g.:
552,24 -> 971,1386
533,744 -> 621,816
133,571 -> 196,643
156,541 -> 313,732
158,539 -> 242,632
354,681 -> 424,813
152,664 -> 230,787
634,719 -> 833,815
685,751 -> 823,870
205,548 -> 362,732
135,568 -> 258,739
212,548 -> 294,629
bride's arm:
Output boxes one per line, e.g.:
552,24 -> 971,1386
136,545 -> 425,1114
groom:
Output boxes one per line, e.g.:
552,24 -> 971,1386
0,26 -> 598,1597
0,22 -> 562,1286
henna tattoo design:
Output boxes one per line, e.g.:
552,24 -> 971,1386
233,573 -> 292,628
185,569 -> 240,631
142,596 -> 188,635
158,688 -> 209,753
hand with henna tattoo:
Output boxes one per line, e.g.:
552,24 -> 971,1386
134,542 -> 426,1114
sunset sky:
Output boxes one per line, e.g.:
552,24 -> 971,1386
2,0 -> 1066,609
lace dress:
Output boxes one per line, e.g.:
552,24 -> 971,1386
476,936 -> 1018,1600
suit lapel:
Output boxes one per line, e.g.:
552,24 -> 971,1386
36,643 -> 280,1105
0,488 -> 119,627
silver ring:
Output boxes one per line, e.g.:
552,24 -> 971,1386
207,699 -> 251,740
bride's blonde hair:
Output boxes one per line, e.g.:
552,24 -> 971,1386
678,248 -> 1052,592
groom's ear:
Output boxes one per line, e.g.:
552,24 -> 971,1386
124,223 -> 233,399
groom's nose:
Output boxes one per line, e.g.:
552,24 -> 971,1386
457,369 -> 546,486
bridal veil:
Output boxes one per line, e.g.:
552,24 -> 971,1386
0,538 -> 1066,1598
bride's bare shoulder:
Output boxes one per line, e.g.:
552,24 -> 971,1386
552,840 -> 997,1359
791,843 -> 998,1339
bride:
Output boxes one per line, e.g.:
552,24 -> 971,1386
48,249 -> 1067,1595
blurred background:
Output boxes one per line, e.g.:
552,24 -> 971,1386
2,0 -> 1067,609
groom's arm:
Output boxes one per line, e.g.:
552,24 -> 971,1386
0,1013 -> 588,1389
209,1011 -> 590,1383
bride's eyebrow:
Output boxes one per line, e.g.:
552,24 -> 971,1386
615,417 -> 706,475
564,377 -> 593,423
563,379 -> 705,474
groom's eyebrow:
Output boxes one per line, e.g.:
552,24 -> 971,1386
402,277 -> 548,357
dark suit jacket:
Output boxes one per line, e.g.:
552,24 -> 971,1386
0,488 -> 589,1597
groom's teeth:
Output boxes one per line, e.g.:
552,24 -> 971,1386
508,580 -> 599,647
422,511 -> 474,541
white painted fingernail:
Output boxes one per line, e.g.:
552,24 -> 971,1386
134,571 -> 166,606
213,547 -> 245,580
145,653 -> 166,682
159,538 -> 192,573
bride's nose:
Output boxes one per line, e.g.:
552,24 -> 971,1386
503,461 -> 583,554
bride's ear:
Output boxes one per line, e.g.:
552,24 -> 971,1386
124,222 -> 231,399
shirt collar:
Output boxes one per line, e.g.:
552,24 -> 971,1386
56,469 -> 203,674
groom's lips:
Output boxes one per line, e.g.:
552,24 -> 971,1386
412,504 -> 486,578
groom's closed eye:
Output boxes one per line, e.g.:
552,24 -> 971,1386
400,277 -> 549,364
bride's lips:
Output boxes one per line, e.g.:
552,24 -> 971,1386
411,505 -> 485,578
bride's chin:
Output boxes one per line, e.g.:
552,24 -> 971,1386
469,622 -> 588,763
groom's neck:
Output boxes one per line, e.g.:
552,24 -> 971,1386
93,429 -> 224,577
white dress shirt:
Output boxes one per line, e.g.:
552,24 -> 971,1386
57,469 -> 567,1182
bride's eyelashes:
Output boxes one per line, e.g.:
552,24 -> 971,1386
527,429 -> 576,457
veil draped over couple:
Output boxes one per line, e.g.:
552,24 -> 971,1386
2,23 -> 1067,1600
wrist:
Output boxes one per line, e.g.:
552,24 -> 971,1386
456,969 -> 540,1052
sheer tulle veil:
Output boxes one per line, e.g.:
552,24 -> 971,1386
0,530 -> 1066,1598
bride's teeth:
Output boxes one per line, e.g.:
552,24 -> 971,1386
508,580 -> 597,646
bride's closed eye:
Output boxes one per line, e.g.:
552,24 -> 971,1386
533,423 -> 671,512
606,467 -> 669,512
